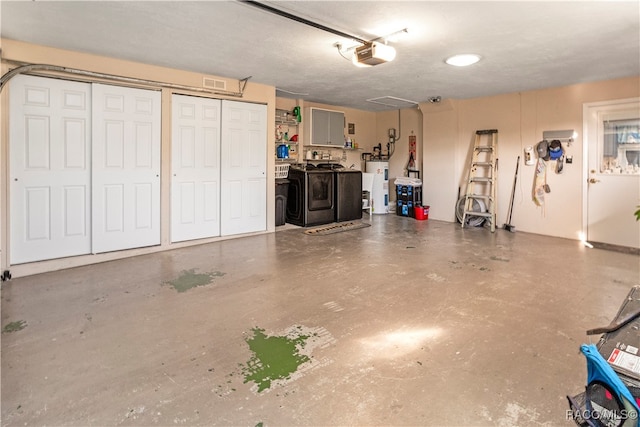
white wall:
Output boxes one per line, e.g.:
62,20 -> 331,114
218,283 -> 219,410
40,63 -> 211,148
421,76 -> 640,240
376,108 -> 423,202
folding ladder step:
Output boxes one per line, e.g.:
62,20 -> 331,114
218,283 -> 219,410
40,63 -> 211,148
463,211 -> 493,218
468,194 -> 493,201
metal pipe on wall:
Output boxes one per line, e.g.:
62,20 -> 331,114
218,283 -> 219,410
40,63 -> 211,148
0,61 -> 251,97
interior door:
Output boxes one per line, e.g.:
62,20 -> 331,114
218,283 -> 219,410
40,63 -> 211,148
171,94 -> 221,242
584,98 -> 640,249
220,100 -> 267,236
9,75 -> 92,264
91,84 -> 161,253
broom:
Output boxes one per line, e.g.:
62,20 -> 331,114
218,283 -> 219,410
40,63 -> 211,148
503,156 -> 519,232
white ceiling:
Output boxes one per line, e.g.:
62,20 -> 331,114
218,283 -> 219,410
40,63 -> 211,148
2,1 -> 639,112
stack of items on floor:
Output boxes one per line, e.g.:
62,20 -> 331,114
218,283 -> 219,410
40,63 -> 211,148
566,286 -> 640,427
395,177 -> 429,220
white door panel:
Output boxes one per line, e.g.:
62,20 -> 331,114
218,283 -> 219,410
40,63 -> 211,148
585,99 -> 640,249
220,101 -> 267,236
92,84 -> 161,253
171,95 -> 221,242
228,180 -> 243,220
10,75 -> 92,264
248,178 -> 267,218
25,187 -> 50,240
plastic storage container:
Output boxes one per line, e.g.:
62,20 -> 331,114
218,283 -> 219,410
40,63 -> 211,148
395,177 -> 422,218
415,205 -> 430,220
275,163 -> 290,179
275,179 -> 289,226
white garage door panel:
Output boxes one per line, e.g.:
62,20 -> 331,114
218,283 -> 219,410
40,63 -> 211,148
64,119 -> 87,168
228,180 -> 243,219
249,129 -> 264,167
229,128 -> 243,168
103,184 -> 124,232
179,127 -> 196,168
220,100 -> 267,236
134,123 -> 153,167
203,127 -> 218,167
134,183 -> 153,229
26,187 -> 50,240
179,182 -> 196,224
25,116 -> 50,168
203,181 -> 218,222
92,84 -> 161,253
171,95 -> 221,243
10,75 -> 92,264
63,89 -> 87,109
24,85 -> 49,106
104,121 -> 124,167
248,178 -> 266,218
64,186 -> 87,236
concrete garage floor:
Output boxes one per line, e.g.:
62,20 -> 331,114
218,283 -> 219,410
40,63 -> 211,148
1,215 -> 638,426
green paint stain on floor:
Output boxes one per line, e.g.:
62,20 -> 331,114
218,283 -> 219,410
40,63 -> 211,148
242,327 -> 310,392
166,269 -> 225,293
3,320 -> 27,333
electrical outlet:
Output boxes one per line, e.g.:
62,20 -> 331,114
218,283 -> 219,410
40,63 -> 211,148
566,155 -> 573,164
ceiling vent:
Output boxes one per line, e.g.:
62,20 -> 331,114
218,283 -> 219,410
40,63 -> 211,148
202,77 -> 226,91
366,96 -> 418,108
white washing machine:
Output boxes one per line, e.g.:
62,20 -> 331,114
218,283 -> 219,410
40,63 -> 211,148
365,161 -> 389,214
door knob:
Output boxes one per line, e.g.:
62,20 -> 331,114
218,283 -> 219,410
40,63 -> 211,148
588,178 -> 600,184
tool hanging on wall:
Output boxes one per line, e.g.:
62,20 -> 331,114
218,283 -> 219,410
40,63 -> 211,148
406,132 -> 419,178
524,146 -> 535,166
533,157 -> 548,215
461,129 -> 498,232
503,156 -> 520,232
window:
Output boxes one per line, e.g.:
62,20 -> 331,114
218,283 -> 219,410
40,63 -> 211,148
601,116 -> 640,174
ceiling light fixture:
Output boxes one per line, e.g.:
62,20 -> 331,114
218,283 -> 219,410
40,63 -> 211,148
445,54 -> 481,67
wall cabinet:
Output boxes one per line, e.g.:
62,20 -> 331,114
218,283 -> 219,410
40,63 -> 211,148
308,107 -> 345,146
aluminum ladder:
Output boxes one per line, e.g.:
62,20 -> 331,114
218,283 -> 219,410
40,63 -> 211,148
462,129 -> 498,232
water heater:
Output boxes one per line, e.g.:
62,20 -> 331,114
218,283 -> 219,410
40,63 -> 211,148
365,161 -> 389,214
